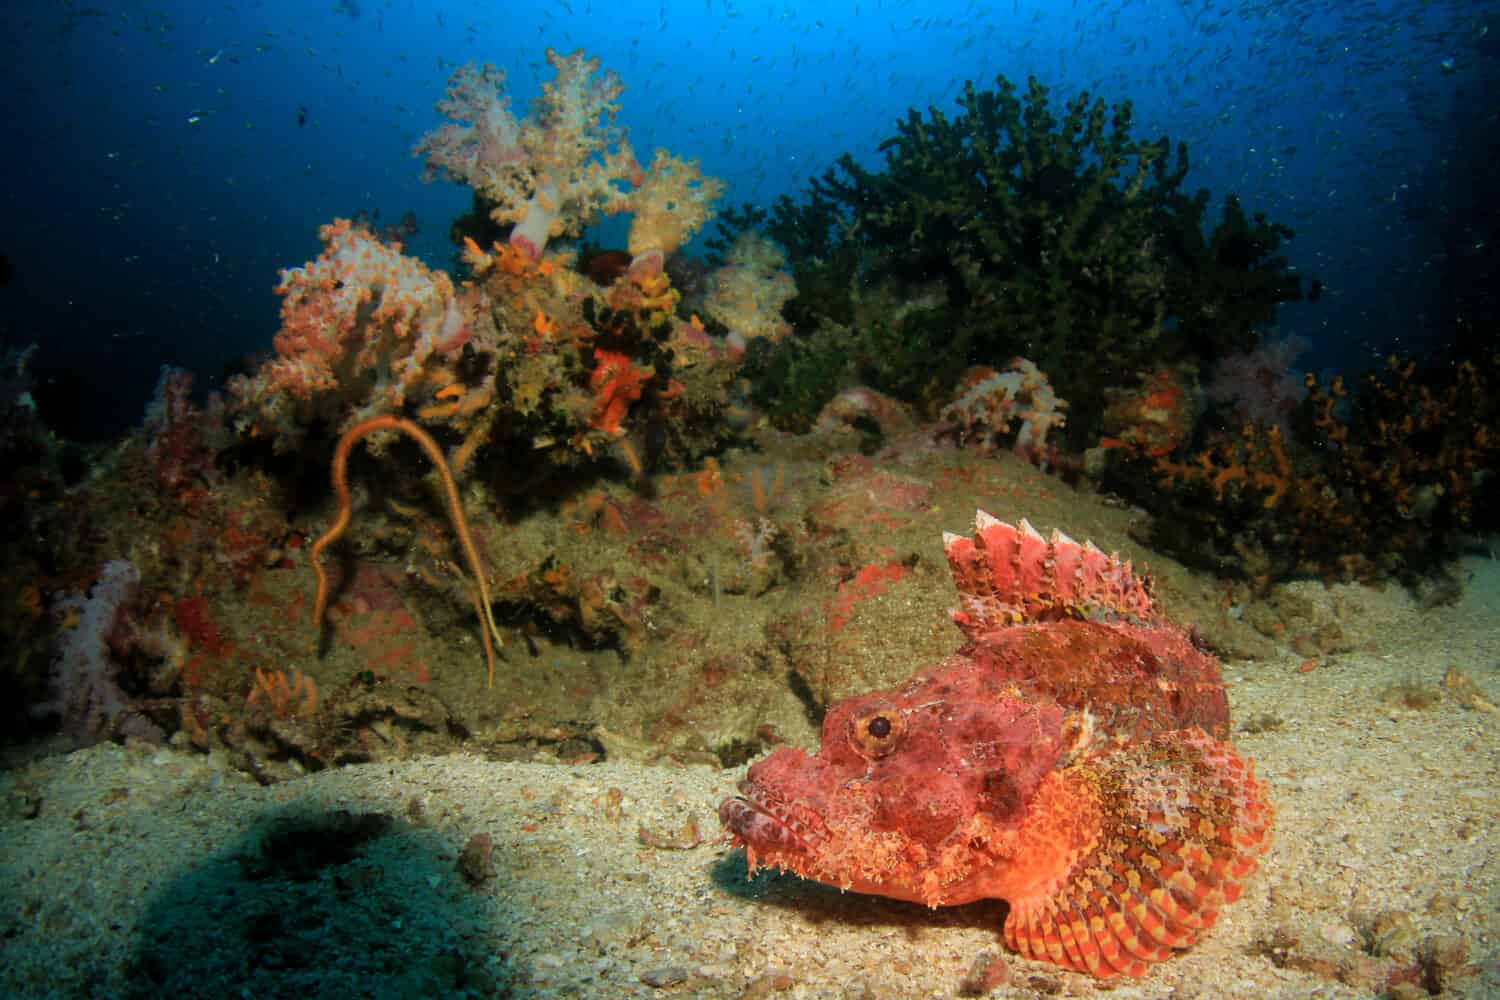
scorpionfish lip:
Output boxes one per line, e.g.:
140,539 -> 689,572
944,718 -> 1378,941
719,792 -> 812,855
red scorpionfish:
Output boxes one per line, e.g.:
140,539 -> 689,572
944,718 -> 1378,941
720,512 -> 1273,979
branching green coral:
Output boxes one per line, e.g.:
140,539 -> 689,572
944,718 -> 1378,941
1157,193 -> 1304,359
757,73 -> 1307,442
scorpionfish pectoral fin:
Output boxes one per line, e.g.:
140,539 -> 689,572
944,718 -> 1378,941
1003,727 -> 1273,978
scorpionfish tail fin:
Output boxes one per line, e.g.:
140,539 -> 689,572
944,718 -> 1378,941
943,510 -> 1158,643
1004,727 -> 1274,978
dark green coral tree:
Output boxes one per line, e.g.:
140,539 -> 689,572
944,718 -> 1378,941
753,74 -> 1306,442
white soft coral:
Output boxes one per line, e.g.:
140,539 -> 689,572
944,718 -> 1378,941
940,358 -> 1068,462
415,48 -> 635,261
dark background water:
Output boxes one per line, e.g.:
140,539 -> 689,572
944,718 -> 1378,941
1,0 -> 1493,440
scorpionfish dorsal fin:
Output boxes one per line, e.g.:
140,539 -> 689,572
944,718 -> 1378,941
943,510 -> 1158,643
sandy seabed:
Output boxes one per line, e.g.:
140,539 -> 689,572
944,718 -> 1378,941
2,555 -> 1498,999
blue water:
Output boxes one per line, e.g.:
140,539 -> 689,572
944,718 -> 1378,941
0,0 -> 1488,438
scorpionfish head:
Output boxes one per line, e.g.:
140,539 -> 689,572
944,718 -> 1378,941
720,658 -> 1088,907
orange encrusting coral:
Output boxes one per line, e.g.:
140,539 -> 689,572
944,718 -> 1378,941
1100,365 -> 1199,459
588,349 -> 649,434
1151,352 -> 1500,583
310,415 -> 499,688
825,561 -> 909,633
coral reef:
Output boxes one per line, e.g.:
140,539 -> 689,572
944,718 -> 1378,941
1156,193 -> 1304,360
1097,363 -> 1200,461
232,48 -> 738,491
0,344 -> 76,738
415,48 -> 722,271
414,50 -> 634,264
812,386 -> 916,442
738,278 -> 953,432
1204,333 -> 1308,432
627,148 -> 724,262
14,46 -> 752,769
229,218 -> 465,448
309,416 -> 499,688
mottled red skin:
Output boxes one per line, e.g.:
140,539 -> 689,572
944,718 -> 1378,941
721,514 -> 1272,979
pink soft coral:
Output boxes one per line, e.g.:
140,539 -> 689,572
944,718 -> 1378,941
1205,334 -> 1308,431
227,219 -> 460,445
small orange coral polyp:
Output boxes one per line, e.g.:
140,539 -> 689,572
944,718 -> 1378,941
247,666 -> 318,718
694,456 -> 723,496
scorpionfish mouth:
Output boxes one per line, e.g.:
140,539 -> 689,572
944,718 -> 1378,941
718,780 -> 825,862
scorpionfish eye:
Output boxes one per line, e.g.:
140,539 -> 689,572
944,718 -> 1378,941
849,706 -> 906,758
